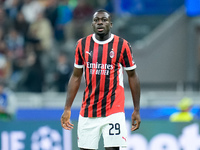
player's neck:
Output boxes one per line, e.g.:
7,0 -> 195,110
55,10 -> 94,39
95,32 -> 111,41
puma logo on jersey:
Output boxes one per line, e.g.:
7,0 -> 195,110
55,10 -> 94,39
86,51 -> 92,56
122,136 -> 127,142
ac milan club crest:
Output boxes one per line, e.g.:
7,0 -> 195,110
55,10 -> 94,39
109,50 -> 115,58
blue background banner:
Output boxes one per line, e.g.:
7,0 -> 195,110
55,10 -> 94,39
16,107 -> 200,121
1,119 -> 200,150
1,108 -> 200,150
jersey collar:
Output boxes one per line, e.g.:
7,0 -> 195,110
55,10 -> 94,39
92,34 -> 114,44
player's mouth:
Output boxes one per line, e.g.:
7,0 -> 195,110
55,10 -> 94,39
97,27 -> 104,32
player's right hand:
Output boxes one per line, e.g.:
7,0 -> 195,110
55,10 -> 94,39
61,110 -> 74,130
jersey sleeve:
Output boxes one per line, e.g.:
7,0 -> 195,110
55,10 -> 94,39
74,39 -> 84,68
120,41 -> 137,70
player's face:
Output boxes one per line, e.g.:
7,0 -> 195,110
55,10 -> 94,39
92,12 -> 112,37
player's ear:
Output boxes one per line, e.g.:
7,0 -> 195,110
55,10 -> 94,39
110,22 -> 113,28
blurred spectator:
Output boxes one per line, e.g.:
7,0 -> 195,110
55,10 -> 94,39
0,0 -> 5,5
68,0 -> 78,9
5,28 -> 25,69
4,0 -> 14,8
169,97 -> 194,122
13,11 -> 30,38
27,11 -> 53,74
4,0 -> 21,9
55,0 -> 72,41
0,54 -> 11,80
0,79 -> 17,121
5,28 -> 24,55
0,40 -> 8,55
5,28 -> 25,89
73,0 -> 94,22
0,38 -> 11,81
96,0 -> 114,14
44,0 -> 58,31
21,0 -> 44,23
0,6 -> 13,35
28,11 -> 53,51
0,26 -> 5,41
104,0 -> 114,14
67,0 -> 94,41
5,0 -> 21,19
22,52 -> 45,92
0,0 -> 123,93
54,52 -> 72,92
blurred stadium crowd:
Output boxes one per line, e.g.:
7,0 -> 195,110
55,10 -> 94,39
0,0 -> 115,93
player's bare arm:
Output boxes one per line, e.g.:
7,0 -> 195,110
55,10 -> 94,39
126,69 -> 141,131
61,67 -> 83,130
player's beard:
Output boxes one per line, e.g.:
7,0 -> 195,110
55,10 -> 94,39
97,32 -> 105,37
96,30 -> 110,39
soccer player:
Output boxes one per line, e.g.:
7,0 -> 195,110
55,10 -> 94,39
61,9 -> 141,150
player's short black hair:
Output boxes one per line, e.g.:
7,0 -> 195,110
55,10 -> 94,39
94,9 -> 112,21
96,9 -> 109,14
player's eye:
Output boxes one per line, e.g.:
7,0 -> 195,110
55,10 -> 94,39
103,18 -> 107,22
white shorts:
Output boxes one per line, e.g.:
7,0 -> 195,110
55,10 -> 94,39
77,112 -> 127,149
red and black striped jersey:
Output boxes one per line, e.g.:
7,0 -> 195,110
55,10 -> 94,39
74,34 -> 136,117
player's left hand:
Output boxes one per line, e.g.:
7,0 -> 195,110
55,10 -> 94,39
131,110 -> 141,131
